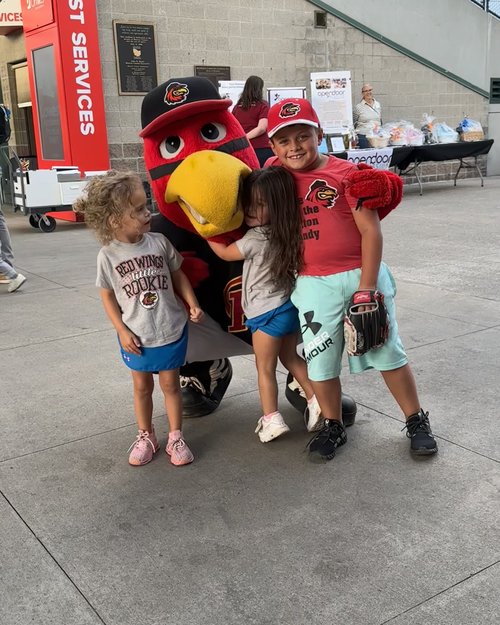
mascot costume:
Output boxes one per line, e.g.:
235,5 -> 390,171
140,76 -> 402,423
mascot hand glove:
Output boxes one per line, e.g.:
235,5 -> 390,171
346,163 -> 403,220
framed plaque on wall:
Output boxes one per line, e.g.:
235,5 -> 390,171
113,21 -> 158,95
194,65 -> 231,88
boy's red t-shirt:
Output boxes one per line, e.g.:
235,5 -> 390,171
266,155 -> 361,276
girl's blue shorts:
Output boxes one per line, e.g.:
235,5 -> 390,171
119,324 -> 188,372
245,300 -> 300,338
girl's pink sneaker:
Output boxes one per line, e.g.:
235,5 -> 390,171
166,437 -> 194,466
128,430 -> 159,466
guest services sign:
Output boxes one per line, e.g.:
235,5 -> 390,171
0,0 -> 23,34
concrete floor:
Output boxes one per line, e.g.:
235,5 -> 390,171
1,177 -> 499,625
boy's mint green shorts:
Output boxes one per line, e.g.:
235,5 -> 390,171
291,263 -> 408,381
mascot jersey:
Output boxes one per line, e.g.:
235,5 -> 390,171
266,155 -> 363,276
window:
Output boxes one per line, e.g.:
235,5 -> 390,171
314,11 -> 327,29
32,45 -> 64,160
490,77 -> 500,103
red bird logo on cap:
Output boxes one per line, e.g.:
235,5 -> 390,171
164,82 -> 189,106
279,102 -> 301,118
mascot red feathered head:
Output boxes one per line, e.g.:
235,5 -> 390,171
140,76 -> 259,240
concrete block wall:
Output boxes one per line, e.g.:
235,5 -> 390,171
101,1 -> 491,181
97,0 -> 490,179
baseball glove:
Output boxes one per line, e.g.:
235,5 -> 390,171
344,290 -> 389,356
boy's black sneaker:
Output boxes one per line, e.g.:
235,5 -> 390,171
307,419 -> 347,461
403,409 -> 438,456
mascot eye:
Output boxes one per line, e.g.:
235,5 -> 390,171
159,136 -> 185,159
200,123 -> 227,143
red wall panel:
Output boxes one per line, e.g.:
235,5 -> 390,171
22,0 -> 110,172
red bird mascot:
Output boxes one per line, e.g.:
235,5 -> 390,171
140,76 -> 400,421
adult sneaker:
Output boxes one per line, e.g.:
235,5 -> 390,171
307,419 -> 347,461
255,412 -> 290,443
304,395 -> 324,432
8,273 -> 26,292
166,437 -> 194,466
128,429 -> 159,466
403,409 -> 438,455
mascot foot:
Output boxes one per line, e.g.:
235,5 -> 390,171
285,374 -> 357,427
180,359 -> 233,418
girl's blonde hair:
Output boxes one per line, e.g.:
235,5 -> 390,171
73,170 -> 143,244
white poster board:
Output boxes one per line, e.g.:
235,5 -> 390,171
310,71 -> 353,134
267,86 -> 306,106
218,80 -> 245,112
330,137 -> 346,152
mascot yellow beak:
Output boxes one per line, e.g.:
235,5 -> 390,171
165,151 -> 252,238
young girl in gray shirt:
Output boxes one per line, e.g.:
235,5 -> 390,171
75,171 -> 203,467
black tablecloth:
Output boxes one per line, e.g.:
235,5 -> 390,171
332,140 -> 494,172
397,139 -> 494,171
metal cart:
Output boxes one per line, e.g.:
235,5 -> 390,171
13,165 -> 92,233
2,148 -> 156,230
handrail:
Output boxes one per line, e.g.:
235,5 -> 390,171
470,0 -> 500,19
488,0 -> 500,19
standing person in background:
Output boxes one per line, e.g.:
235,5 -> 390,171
232,76 -> 273,166
0,208 -> 26,292
0,103 -> 26,293
0,103 -> 11,148
353,84 -> 382,148
0,103 -> 12,200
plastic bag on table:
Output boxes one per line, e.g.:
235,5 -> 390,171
434,122 -> 459,143
456,117 -> 483,133
456,116 -> 484,141
382,122 -> 407,146
405,126 -> 424,146
366,127 -> 390,148
420,113 -> 437,144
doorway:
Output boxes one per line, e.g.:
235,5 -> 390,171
12,61 -> 37,167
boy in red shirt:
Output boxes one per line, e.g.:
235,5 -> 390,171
266,98 -> 438,461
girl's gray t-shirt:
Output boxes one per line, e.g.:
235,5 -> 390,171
235,226 -> 289,320
96,232 -> 187,347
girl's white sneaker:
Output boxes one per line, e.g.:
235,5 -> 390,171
255,412 -> 290,443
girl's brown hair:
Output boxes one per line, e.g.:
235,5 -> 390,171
73,171 -> 143,244
240,166 -> 303,295
236,75 -> 265,110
